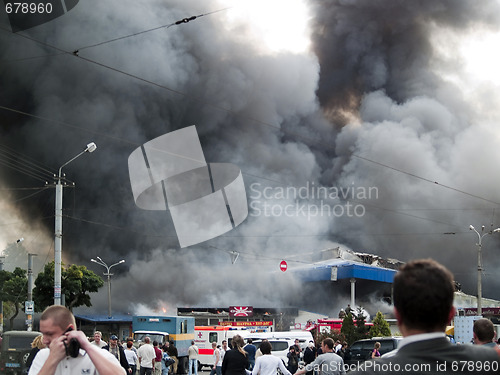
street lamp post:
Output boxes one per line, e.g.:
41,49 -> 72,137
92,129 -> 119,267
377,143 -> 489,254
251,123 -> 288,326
54,142 -> 97,305
90,257 -> 125,318
469,225 -> 500,316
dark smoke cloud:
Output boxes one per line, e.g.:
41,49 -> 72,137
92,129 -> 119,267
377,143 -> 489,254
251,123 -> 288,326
1,0 -> 500,317
309,0 -> 500,301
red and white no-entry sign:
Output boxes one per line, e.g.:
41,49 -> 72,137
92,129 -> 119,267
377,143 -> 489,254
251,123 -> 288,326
280,260 -> 287,272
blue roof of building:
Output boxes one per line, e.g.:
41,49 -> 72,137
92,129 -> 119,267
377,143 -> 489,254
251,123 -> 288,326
291,259 -> 396,283
74,314 -> 133,323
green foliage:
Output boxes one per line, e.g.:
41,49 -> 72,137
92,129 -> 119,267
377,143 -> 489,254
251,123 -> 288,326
369,311 -> 392,337
0,267 -> 28,330
340,307 -> 375,345
353,306 -> 372,341
316,330 -> 346,346
33,261 -> 104,312
341,312 -> 356,345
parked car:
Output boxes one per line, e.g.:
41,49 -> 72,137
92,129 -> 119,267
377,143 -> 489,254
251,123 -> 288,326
252,338 -> 295,366
344,337 -> 402,365
0,331 -> 41,375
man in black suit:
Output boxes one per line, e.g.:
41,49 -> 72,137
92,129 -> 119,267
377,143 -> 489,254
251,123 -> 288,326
349,259 -> 499,374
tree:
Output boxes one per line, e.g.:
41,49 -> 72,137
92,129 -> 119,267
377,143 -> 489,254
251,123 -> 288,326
353,306 -> 372,341
316,330 -> 346,347
369,311 -> 392,337
33,262 -> 104,311
341,312 -> 356,345
0,267 -> 28,330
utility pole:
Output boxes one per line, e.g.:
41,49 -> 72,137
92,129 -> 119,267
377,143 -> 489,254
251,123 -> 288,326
26,253 -> 37,331
469,225 -> 500,316
54,142 -> 97,305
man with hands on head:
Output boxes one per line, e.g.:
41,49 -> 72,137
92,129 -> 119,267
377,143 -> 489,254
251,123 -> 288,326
28,305 -> 126,375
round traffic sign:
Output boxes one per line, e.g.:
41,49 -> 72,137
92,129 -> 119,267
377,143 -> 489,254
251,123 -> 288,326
280,260 -> 287,272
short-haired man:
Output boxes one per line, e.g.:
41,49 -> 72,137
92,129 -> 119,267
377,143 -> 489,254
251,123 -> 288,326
28,305 -> 125,375
103,334 -> 131,373
350,259 -> 500,374
153,341 -> 163,375
210,341 -> 222,375
294,338 -> 345,375
188,340 -> 199,375
138,337 -> 156,375
474,318 -> 498,347
91,331 -> 107,348
244,338 -> 256,370
220,340 -> 228,362
167,340 -> 178,374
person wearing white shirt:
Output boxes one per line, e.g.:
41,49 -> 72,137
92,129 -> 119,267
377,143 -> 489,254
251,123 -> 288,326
28,305 -> 125,375
138,337 -> 156,375
251,341 -> 291,375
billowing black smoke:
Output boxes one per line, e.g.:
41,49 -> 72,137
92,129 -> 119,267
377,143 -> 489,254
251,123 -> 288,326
1,0 -> 500,317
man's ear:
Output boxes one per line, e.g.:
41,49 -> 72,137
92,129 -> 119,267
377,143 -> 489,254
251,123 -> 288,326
64,324 -> 75,333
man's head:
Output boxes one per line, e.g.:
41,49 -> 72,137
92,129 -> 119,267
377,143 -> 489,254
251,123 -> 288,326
393,259 -> 455,333
94,331 -> 102,342
247,338 -> 253,344
321,338 -> 334,351
222,340 -> 227,348
212,341 -> 217,349
153,340 -> 159,347
110,335 -> 119,347
144,337 -> 151,344
473,318 -> 496,345
294,339 -> 299,346
39,305 -> 76,346
260,340 -> 272,355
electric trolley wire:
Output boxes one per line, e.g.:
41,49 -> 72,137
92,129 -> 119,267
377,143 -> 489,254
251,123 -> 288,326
0,142 -> 56,182
74,7 -> 230,54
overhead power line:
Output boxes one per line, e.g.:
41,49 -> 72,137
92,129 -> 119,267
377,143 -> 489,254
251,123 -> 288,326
0,143 -> 55,182
74,8 -> 230,54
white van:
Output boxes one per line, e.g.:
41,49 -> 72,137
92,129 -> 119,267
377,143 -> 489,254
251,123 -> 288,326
251,338 -> 295,366
246,330 -> 314,350
245,331 -> 314,365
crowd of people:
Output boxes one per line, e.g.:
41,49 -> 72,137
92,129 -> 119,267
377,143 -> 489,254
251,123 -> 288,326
23,259 -> 500,375
217,259 -> 500,375
25,306 -> 176,375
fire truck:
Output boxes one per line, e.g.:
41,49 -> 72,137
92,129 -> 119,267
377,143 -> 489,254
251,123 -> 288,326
194,326 -> 250,369
132,316 -> 195,373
